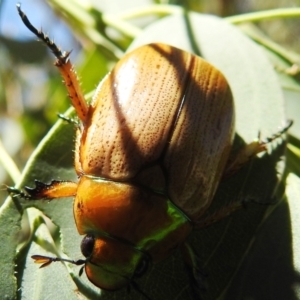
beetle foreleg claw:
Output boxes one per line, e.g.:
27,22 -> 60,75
7,186 -> 30,199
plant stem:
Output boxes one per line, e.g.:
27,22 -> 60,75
226,8 -> 300,24
0,139 -> 20,184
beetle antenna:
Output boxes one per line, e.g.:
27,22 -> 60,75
31,254 -> 86,268
16,3 -> 89,123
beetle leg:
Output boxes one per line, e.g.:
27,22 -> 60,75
194,201 -> 242,229
8,180 -> 78,200
16,4 -> 88,124
224,120 -> 293,177
180,242 -> 207,298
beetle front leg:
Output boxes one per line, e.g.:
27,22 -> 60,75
8,180 -> 78,200
224,120 -> 293,177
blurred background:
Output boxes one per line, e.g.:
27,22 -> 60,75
0,0 -> 299,201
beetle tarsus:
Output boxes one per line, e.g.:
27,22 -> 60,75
261,119 -> 293,144
16,3 -> 68,64
16,4 -> 89,123
7,186 -> 30,199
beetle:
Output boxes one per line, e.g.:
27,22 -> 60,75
11,4 -> 292,299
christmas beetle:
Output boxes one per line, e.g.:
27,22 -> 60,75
11,5 -> 292,299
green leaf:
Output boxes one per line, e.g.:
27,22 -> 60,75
1,11 -> 297,300
236,23 -> 300,140
0,199 -> 21,299
224,173 -> 300,299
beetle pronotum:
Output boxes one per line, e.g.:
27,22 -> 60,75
10,4 -> 292,299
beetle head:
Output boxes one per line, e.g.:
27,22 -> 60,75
80,234 -> 149,290
73,176 -> 191,291
73,176 -> 155,290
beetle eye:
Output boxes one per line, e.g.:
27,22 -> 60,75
81,235 -> 95,258
134,257 -> 149,278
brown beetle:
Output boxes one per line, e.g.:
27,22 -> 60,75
10,5 -> 292,299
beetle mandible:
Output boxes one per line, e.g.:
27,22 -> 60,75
11,4 -> 292,298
